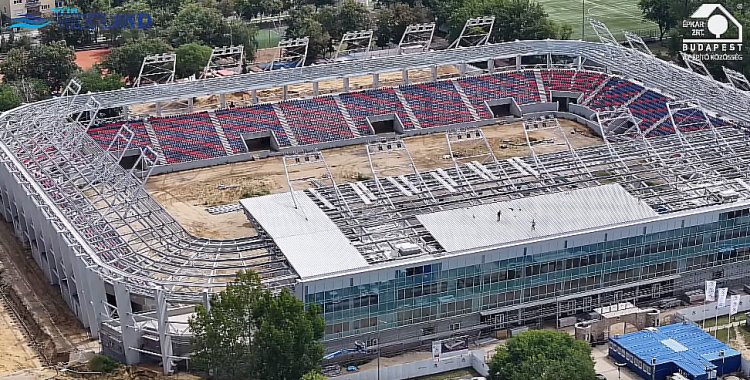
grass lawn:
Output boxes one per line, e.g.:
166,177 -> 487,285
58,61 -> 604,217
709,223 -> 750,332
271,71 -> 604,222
256,27 -> 283,49
537,0 -> 659,40
701,313 -> 747,329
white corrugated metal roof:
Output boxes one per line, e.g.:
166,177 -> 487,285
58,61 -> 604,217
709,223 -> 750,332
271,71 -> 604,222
417,184 -> 658,252
240,192 -> 368,279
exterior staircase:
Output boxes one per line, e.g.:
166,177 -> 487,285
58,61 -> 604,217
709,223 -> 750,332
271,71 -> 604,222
582,79 -> 612,105
142,119 -> 165,163
534,70 -> 548,102
208,110 -> 233,156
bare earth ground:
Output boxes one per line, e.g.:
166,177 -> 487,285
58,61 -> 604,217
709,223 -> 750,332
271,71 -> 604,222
146,120 -> 602,239
0,299 -> 40,376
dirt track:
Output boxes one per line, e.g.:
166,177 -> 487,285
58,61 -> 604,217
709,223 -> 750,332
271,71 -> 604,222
146,120 -> 602,239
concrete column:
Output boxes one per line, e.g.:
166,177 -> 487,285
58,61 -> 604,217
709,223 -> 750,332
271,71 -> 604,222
432,66 -> 439,81
547,53 -> 552,69
402,70 -> 409,85
373,73 -> 380,88
115,282 -> 141,364
85,266 -> 107,338
282,85 -> 288,100
487,59 -> 495,74
203,289 -> 211,313
251,89 -> 258,104
187,97 -> 194,113
458,63 -> 467,76
155,102 -> 162,117
219,93 -> 226,108
155,288 -> 174,375
343,77 -> 350,92
313,81 -> 320,96
515,55 -> 522,70
122,105 -> 129,119
576,56 -> 583,70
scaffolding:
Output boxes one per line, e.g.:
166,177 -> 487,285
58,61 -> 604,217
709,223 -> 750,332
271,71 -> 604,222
269,37 -> 309,70
135,53 -> 176,87
201,46 -> 244,79
448,16 -> 495,49
399,23 -> 436,55
334,30 -> 373,60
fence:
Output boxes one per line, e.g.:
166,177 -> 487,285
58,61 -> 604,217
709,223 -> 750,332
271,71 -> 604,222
330,349 -> 490,380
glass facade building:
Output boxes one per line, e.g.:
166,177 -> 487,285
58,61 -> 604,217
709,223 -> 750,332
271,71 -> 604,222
303,206 -> 750,349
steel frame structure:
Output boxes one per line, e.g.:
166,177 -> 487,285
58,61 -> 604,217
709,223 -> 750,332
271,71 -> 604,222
201,46 -> 245,79
448,16 -> 495,49
398,23 -> 436,54
269,37 -> 309,70
679,52 -> 713,79
723,66 -> 750,91
623,31 -> 652,56
282,150 -> 350,215
2,36 -> 750,373
334,30 -> 373,60
522,116 -> 592,183
445,127 -> 512,200
135,53 -> 176,87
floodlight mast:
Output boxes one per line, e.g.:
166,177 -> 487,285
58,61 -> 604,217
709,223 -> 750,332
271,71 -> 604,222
334,30 -> 374,60
679,52 -> 713,79
398,23 -> 436,55
135,53 -> 176,87
723,66 -> 750,91
448,16 -> 495,49
269,37 -> 309,70
201,46 -> 245,79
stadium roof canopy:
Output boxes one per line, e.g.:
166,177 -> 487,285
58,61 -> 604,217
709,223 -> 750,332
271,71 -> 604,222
240,192 -> 369,279
417,184 -> 658,252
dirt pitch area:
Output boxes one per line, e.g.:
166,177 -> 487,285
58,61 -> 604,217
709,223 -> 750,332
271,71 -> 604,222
0,300 -> 40,376
146,120 -> 602,239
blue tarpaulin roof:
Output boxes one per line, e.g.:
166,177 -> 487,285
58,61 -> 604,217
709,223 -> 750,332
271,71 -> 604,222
610,323 -> 740,378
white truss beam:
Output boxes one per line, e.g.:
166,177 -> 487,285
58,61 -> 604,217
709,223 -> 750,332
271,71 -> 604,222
589,19 -> 619,45
679,52 -> 713,79
399,23 -> 435,55
135,53 -> 176,87
623,31 -> 652,55
723,66 -> 750,91
334,30 -> 373,60
449,16 -> 495,49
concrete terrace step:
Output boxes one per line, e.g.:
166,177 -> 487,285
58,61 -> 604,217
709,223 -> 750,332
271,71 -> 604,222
334,95 -> 361,138
208,110 -> 233,155
272,104 -> 299,146
394,88 -> 422,129
451,79 -> 480,121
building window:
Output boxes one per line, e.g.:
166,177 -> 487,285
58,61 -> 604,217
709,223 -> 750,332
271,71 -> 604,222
450,323 -> 460,331
13,0 -> 23,4
422,327 -> 435,336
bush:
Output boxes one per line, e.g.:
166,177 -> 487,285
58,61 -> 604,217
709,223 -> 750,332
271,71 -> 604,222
88,355 -> 119,373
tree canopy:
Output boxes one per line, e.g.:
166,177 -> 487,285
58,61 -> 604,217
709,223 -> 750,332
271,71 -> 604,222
638,0 -> 680,40
0,41 -> 80,92
0,85 -> 22,112
77,67 -> 125,93
488,330 -> 596,380
285,5 -> 332,61
175,43 -> 214,78
189,271 -> 325,380
374,3 -> 434,47
104,38 -> 172,80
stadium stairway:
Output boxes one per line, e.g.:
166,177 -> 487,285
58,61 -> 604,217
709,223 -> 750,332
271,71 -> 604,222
334,95 -> 361,137
142,119 -> 165,162
582,78 -> 613,105
208,110 -> 233,155
272,104 -> 299,146
643,113 -> 673,136
450,79 -> 481,121
394,88 -> 422,129
534,71 -> 548,102
622,88 -> 650,108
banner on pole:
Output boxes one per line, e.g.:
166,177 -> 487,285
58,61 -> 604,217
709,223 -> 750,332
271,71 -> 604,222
705,280 -> 717,302
718,287 -> 728,308
730,294 -> 741,315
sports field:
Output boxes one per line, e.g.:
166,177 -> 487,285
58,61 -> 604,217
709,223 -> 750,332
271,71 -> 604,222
538,0 -> 658,40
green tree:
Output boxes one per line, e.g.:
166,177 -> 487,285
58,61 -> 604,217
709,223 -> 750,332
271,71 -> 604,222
77,67 -> 125,93
190,271 -> 325,380
316,0 -> 372,41
488,330 -> 596,380
285,5 -> 331,61
175,43 -> 213,78
167,3 -> 229,47
450,0 -> 570,43
228,20 -> 259,61
236,0 -> 284,19
0,42 -> 79,92
6,79 -> 51,103
104,38 -> 172,81
374,3 -> 434,47
301,371 -> 327,380
639,0 -> 680,40
0,84 -> 22,112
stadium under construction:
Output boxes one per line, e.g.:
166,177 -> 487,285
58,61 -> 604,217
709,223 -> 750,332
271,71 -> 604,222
0,20 -> 750,374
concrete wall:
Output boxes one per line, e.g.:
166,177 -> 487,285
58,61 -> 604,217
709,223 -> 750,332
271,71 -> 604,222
331,349 -> 489,380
